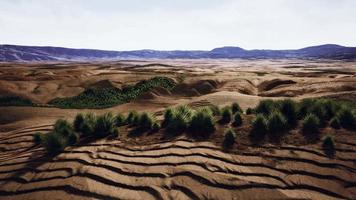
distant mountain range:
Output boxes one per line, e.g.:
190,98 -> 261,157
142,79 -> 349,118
1,44 -> 356,62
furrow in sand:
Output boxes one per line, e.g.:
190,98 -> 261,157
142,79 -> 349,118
1,149 -> 353,198
0,164 -> 349,200
0,146 -> 354,186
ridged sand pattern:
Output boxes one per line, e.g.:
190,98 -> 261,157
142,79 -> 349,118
0,124 -> 356,200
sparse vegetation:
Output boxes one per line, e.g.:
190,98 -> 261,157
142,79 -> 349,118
189,108 -> 215,138
0,95 -> 35,107
279,99 -> 298,127
246,108 -> 253,115
223,128 -> 236,149
220,107 -> 232,124
138,112 -> 157,131
232,112 -> 242,127
33,132 -> 43,145
250,114 -> 268,143
302,113 -> 320,135
115,113 -> 126,127
127,111 -> 139,125
165,105 -> 194,135
161,108 -> 174,128
231,102 -> 242,114
337,107 -> 355,130
322,135 -> 335,157
94,113 -> 117,138
255,99 -> 279,115
330,117 -> 341,129
49,76 -> 176,109
267,111 -> 288,138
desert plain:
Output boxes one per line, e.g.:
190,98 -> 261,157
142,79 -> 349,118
0,59 -> 356,199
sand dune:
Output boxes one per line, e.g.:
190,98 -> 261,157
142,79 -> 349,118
0,59 -> 356,199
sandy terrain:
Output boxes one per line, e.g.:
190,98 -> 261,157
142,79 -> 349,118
0,59 -> 356,199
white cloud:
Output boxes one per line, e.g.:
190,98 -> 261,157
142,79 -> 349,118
0,0 -> 355,50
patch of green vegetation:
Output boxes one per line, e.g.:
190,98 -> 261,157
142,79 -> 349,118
322,135 -> 335,157
0,95 -> 35,107
223,128 -> 236,149
219,107 -> 232,124
165,105 -> 194,136
232,112 -> 242,127
189,107 -> 215,139
302,113 -> 320,135
267,111 -> 288,139
49,76 -> 176,109
250,114 -> 268,143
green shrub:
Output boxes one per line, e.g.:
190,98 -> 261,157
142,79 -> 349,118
73,113 -> 85,133
322,135 -> 335,157
165,106 -> 193,135
330,117 -> 341,129
232,112 -> 242,127
338,107 -> 355,129
94,113 -> 117,138
33,132 -> 43,145
255,100 -> 279,115
298,98 -> 315,119
127,111 -> 139,125
189,108 -> 215,138
267,111 -> 288,138
152,122 -> 161,132
208,105 -> 221,116
42,132 -> 67,155
67,132 -> 80,145
115,113 -> 126,127
302,113 -> 320,134
250,114 -> 268,142
220,107 -> 232,124
309,102 -> 328,127
280,99 -> 298,127
231,102 -> 242,114
246,108 -> 254,115
223,128 -> 236,149
81,113 -> 96,136
138,112 -> 156,131
53,119 -> 74,137
162,108 -> 174,127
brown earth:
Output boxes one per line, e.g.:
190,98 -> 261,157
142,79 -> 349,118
0,59 -> 356,199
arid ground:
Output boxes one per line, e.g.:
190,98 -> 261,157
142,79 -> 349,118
0,59 -> 356,199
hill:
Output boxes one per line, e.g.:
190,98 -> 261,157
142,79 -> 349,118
1,44 -> 356,61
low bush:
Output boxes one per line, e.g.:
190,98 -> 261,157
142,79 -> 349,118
297,98 -> 316,119
161,108 -> 174,127
220,107 -> 232,124
280,99 -> 298,127
42,132 -> 67,155
67,132 -> 80,145
208,105 -> 221,116
246,108 -> 254,115
33,132 -> 43,145
81,113 -> 97,136
138,112 -> 156,131
302,113 -> 320,135
255,100 -> 279,115
189,108 -> 215,138
322,135 -> 335,157
94,113 -> 117,138
250,114 -> 268,143
232,112 -> 242,127
165,105 -> 193,135
267,111 -> 288,138
53,119 -> 74,137
115,113 -> 126,127
223,128 -> 236,149
73,113 -> 85,132
231,102 -> 242,114
309,102 -> 328,127
330,117 -> 341,129
126,111 -> 139,125
338,108 -> 355,129
152,122 -> 161,132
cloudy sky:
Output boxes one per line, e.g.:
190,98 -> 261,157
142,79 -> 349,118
1,0 -> 355,50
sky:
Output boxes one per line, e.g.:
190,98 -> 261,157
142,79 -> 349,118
1,0 -> 356,51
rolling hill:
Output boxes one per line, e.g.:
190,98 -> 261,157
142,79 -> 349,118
1,44 -> 356,62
